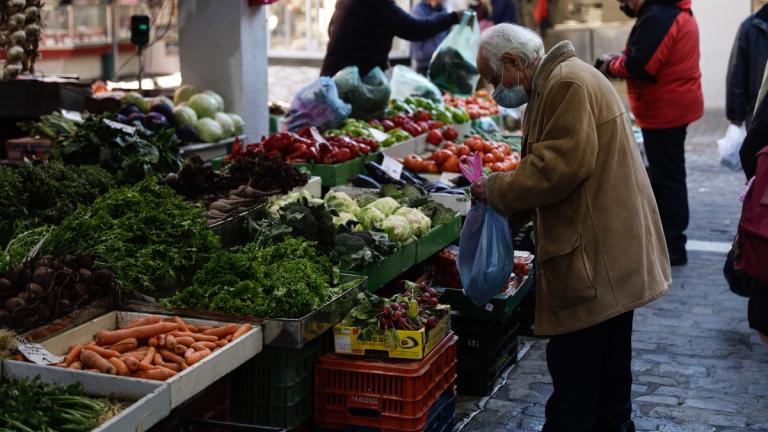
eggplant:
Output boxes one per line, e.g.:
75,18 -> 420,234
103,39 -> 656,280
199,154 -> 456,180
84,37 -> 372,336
351,175 -> 382,189
400,168 -> 428,186
364,161 -> 406,186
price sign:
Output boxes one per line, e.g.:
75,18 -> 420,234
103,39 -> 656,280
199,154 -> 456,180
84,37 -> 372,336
309,127 -> 328,144
103,119 -> 136,134
61,109 -> 83,122
381,155 -> 403,180
368,128 -> 389,143
439,172 -> 457,184
15,336 -> 65,365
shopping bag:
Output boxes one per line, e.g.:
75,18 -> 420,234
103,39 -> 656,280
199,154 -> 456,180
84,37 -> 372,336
428,11 -> 480,96
456,153 -> 515,306
333,66 -> 391,120
717,123 -> 746,171
282,77 -> 351,132
389,65 -> 443,102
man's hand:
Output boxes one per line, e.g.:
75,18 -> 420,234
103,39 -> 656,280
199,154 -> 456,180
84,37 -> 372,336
470,177 -> 488,202
595,53 -> 620,78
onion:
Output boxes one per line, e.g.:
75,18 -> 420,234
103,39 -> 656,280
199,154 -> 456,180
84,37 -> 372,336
9,0 -> 26,11
9,30 -> 27,46
10,13 -> 27,28
25,24 -> 40,37
25,6 -> 39,21
6,46 -> 25,63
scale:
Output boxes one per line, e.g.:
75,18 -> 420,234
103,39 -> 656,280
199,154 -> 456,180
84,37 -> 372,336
130,15 -> 151,89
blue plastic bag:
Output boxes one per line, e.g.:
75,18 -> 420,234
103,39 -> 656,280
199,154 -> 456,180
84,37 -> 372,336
456,153 -> 515,306
283,77 -> 351,132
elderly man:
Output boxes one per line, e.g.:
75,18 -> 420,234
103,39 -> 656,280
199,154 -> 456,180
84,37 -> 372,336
472,24 -> 671,431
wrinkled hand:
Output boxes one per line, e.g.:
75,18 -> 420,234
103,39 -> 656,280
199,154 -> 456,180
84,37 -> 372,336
470,177 -> 488,202
596,53 -> 619,78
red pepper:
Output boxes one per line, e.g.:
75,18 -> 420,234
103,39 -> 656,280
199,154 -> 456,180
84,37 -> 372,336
297,127 -> 314,139
266,150 -> 282,160
331,148 -> 352,163
287,149 -> 308,160
392,114 -> 409,127
322,155 -> 335,164
305,147 -> 320,162
292,143 -> 308,153
318,141 -> 333,156
287,158 -> 307,163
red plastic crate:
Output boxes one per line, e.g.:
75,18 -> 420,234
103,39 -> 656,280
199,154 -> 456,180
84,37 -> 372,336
314,333 -> 457,432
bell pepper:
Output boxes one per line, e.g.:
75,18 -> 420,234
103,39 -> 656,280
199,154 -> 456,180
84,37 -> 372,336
331,148 -> 352,163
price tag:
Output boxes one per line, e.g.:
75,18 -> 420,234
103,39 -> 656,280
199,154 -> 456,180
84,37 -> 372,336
381,155 -> 403,180
60,109 -> 83,122
103,118 -> 136,134
439,172 -> 456,184
15,336 -> 65,365
334,335 -> 352,353
368,128 -> 389,143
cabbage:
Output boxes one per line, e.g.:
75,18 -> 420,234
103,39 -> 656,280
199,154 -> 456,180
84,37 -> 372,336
173,106 -> 198,127
267,190 -> 314,216
367,197 -> 400,216
154,96 -> 174,109
195,118 -> 223,142
215,112 -> 235,137
325,191 -> 359,214
333,212 -> 361,231
174,85 -> 198,105
188,93 -> 218,119
204,90 -> 225,112
395,207 -> 432,237
382,215 -> 414,244
228,113 -> 244,135
123,91 -> 150,112
356,206 -> 386,231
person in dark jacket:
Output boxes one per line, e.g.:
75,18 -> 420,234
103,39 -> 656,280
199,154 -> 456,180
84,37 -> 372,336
597,0 -> 703,267
320,0 -> 461,78
727,4 -> 768,128
491,0 -> 518,24
411,0 -> 450,76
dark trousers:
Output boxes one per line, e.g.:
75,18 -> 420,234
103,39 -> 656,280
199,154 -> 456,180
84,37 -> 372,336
542,311 -> 635,432
642,126 -> 690,255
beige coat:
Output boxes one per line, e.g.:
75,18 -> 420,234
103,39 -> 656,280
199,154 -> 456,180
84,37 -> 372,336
486,41 -> 671,336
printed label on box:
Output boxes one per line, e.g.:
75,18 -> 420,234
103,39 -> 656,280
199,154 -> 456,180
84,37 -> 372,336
382,155 -> 403,179
15,336 -> 64,365
335,335 -> 352,353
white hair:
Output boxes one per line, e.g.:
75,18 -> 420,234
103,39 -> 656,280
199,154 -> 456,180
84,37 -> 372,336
479,24 -> 545,74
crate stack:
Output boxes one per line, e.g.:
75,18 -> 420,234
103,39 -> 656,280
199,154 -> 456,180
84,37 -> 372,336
314,334 -> 458,432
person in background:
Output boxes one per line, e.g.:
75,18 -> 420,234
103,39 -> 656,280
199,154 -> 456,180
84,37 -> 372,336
411,0 -> 451,76
320,0 -> 463,77
727,3 -> 768,129
491,0 -> 518,24
472,24 -> 670,431
596,0 -> 703,266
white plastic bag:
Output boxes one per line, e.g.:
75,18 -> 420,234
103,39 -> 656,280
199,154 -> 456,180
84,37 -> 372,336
718,124 -> 746,171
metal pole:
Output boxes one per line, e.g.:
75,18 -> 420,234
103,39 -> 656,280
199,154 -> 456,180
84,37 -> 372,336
110,1 -> 119,79
138,45 -> 144,90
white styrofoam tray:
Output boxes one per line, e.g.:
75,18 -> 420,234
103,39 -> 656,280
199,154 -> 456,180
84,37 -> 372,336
7,311 -> 262,409
2,360 -> 170,432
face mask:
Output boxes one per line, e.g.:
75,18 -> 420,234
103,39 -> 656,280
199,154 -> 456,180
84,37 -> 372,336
619,2 -> 637,18
492,65 -> 528,108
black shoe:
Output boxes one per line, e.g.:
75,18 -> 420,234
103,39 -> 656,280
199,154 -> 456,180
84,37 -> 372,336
669,250 -> 688,266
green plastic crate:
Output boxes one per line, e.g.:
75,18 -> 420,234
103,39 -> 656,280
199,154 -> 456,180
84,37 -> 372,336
290,153 -> 376,188
231,331 -> 331,428
416,215 -> 462,263
349,241 -> 417,292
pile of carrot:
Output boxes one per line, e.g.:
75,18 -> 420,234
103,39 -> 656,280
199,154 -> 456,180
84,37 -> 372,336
53,315 -> 251,381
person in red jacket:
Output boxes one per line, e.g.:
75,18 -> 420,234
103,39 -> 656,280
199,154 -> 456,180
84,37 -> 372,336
597,0 -> 704,266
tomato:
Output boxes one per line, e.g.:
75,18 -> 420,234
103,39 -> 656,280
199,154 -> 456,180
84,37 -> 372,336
423,160 -> 440,173
442,143 -> 458,154
491,162 -> 506,172
443,156 -> 461,173
499,145 -> 511,156
404,154 -> 423,172
442,126 -> 458,141
483,153 -> 496,164
482,142 -> 495,154
456,144 -> 471,156
427,130 -> 443,146
432,149 -> 453,165
466,139 -> 484,152
491,150 -> 505,162
510,152 -> 522,163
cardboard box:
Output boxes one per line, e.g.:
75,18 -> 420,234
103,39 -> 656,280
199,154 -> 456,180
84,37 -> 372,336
4,137 -> 51,160
333,306 -> 450,360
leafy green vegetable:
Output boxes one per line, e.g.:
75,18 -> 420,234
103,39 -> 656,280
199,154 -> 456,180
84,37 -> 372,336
394,207 -> 432,237
418,201 -> 458,226
19,112 -> 79,140
43,178 -> 220,295
324,191 -> 359,214
162,238 -> 337,318
0,225 -> 51,274
381,215 -> 414,244
0,165 -> 27,242
356,206 -> 386,231
332,231 -> 397,271
367,197 -> 401,216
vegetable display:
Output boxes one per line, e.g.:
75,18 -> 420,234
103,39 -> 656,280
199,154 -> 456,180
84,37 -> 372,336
244,127 -> 380,164
42,178 -> 220,296
404,134 -> 521,173
0,377 -> 114,432
0,253 -> 116,332
0,0 -> 42,81
48,316 -> 251,381
385,96 -> 470,125
162,238 -> 343,319
443,90 -> 499,119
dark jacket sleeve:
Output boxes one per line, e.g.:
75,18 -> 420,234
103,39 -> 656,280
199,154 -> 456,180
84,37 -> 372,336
609,9 -> 677,81
381,0 -> 457,41
727,20 -> 750,124
741,94 -> 768,179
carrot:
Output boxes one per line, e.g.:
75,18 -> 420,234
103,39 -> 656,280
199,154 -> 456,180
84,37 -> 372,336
124,315 -> 162,329
174,345 -> 188,356
184,347 -> 195,359
186,349 -> 211,366
109,357 -> 130,376
64,345 -> 82,366
154,353 -> 166,367
80,350 -> 116,375
231,324 -> 252,340
109,338 -> 138,353
203,324 -> 238,338
158,334 -> 166,347
55,362 -> 68,368
173,316 -> 190,332
121,351 -> 148,360
225,334 -> 233,342
165,335 -> 177,350
123,356 -> 140,372
123,346 -> 149,355
163,362 -> 181,372
215,340 -> 228,347
191,341 -> 216,351
96,322 -> 179,346
133,368 -> 177,381
174,337 -> 195,347
135,362 -> 156,372
181,361 -> 188,370
141,347 -> 156,365
68,361 -> 83,370
169,331 -> 217,342
83,345 -> 120,359
159,349 -> 184,364
86,368 -> 101,373
13,354 -> 23,361
195,325 -> 212,332
148,336 -> 158,347
186,324 -> 200,333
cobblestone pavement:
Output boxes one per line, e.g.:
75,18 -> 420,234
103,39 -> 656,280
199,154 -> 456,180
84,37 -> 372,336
457,110 -> 768,431
268,65 -> 320,104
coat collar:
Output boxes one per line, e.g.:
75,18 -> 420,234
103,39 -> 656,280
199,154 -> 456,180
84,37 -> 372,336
532,41 -> 576,94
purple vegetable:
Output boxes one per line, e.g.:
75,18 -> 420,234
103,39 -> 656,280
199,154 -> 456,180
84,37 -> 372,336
127,112 -> 145,125
150,103 -> 175,125
116,114 -> 128,124
119,104 -> 141,117
145,112 -> 169,129
176,124 -> 200,143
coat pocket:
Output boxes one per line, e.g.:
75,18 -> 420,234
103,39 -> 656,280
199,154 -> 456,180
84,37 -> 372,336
540,232 -> 597,312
